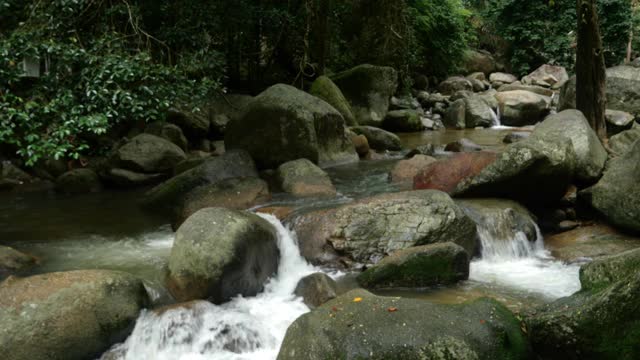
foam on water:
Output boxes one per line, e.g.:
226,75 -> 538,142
103,214 -> 318,360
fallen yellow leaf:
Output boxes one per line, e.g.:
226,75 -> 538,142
353,297 -> 363,303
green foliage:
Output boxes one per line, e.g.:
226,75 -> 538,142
484,0 -> 633,75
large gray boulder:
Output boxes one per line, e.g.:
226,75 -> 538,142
290,190 -> 478,266
331,64 -> 398,126
167,208 -> 279,303
309,75 -> 357,126
522,64 -> 569,89
225,84 -> 358,169
444,99 -> 467,129
609,124 -> 640,155
496,90 -> 551,126
497,83 -> 554,97
605,109 -> 635,136
580,140 -> 640,233
439,76 -> 474,95
356,242 -> 469,289
278,289 -> 530,360
350,126 -> 402,151
531,110 -> 607,183
382,109 -> 425,132
294,273 -> 337,309
141,150 -> 258,213
113,134 -> 186,173
462,49 -> 498,75
560,65 -> 640,114
0,270 -> 149,360
276,158 -> 336,197
454,135 -> 576,204
465,95 -> 497,128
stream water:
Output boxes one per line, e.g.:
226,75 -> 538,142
0,129 -> 582,359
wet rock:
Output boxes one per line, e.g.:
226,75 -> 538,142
580,140 -> 640,233
522,64 -> 569,89
457,198 -> 538,244
174,177 -> 271,228
255,206 -> 294,221
349,126 -> 402,151
439,76 -> 473,95
167,208 -> 279,303
489,72 -> 518,84
389,155 -> 436,183
503,131 -> 531,144
278,289 -> 530,360
414,152 -> 498,193
145,122 -> 188,151
141,150 -> 258,214
0,270 -> 149,360
605,109 -> 635,136
0,246 -> 37,278
546,224 -> 640,262
167,107 -> 210,140
357,243 -> 469,289
382,109 -> 425,132
351,134 -> 370,157
290,190 -> 477,265
56,168 -> 103,194
276,159 -> 336,197
225,84 -> 358,169
444,99 -> 467,129
309,75 -> 357,126
464,96 -> 497,128
113,134 -> 187,174
531,110 -> 607,183
445,138 -> 483,152
331,64 -> 398,126
294,273 -> 337,309
405,144 -> 436,158
609,124 -> 640,155
496,90 -> 550,126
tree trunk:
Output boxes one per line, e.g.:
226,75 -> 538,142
576,0 -> 607,141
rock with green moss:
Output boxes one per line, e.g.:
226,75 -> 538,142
309,75 -> 357,126
350,126 -> 402,151
331,64 -> 398,126
276,158 -> 336,197
278,289 -> 531,360
225,84 -> 358,169
528,249 -> 640,360
0,270 -> 149,360
357,243 -> 469,289
382,109 -> 425,132
167,207 -> 279,304
580,140 -> 640,233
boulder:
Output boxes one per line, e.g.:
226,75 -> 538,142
605,109 -> 635,136
56,168 -> 103,194
103,168 -> 166,187
531,110 -> 607,183
580,140 -> 640,233
439,76 -> 473,95
609,124 -> 640,155
351,134 -> 370,157
225,84 -> 358,169
0,246 -> 37,277
166,107 -> 210,140
405,144 -> 436,158
527,249 -> 640,360
417,92 -> 448,108
278,289 -> 530,360
496,90 -> 550,126
350,126 -> 402,151
141,150 -> 258,213
462,49 -> 498,75
503,131 -> 531,144
294,273 -> 337,309
497,83 -> 554,97
0,270 -> 149,360
290,190 -> 477,265
331,64 -> 398,126
357,243 -> 469,289
144,122 -> 188,151
489,72 -> 518,84
208,94 -> 254,138
174,177 -> 271,228
545,224 -> 640,262
388,155 -> 436,183
467,76 -> 487,92
445,138 -> 483,152
414,152 -> 498,193
465,96 -> 498,128
560,66 -> 640,114
522,64 -> 569,89
444,99 -> 467,129
276,158 -> 336,197
382,109 -> 425,132
113,134 -> 186,173
309,75 -> 357,126
451,90 -> 474,101
454,135 -> 576,204
167,208 -> 279,303
389,96 -> 421,111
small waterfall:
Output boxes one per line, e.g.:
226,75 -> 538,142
490,106 -> 501,127
475,209 -> 544,260
103,214 -> 318,360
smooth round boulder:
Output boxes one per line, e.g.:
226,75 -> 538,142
462,49 -> 498,75
489,72 -> 518,84
464,96 -> 498,128
330,64 -> 398,126
309,75 -> 357,126
388,154 -> 436,183
166,107 -> 210,140
439,76 -> 473,95
167,208 -> 279,303
145,122 -> 188,151
610,124 -> 640,155
351,134 -> 370,157
382,109 -> 425,132
276,158 -> 336,197
349,126 -> 402,151
56,168 -> 102,194
294,272 -> 337,309
605,109 -> 635,136
114,134 -> 186,173
522,64 -> 569,89
278,289 -> 530,360
357,242 -> 469,289
225,84 -> 358,169
0,270 -> 149,360
496,90 -> 550,126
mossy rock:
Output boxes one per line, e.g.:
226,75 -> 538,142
310,75 -> 357,126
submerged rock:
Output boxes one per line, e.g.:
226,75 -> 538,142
445,138 -> 483,152
276,158 -> 336,197
278,289 -> 530,360
331,64 -> 398,126
357,242 -> 469,289
167,208 -> 279,303
545,224 -> 640,262
225,84 -> 357,169
414,152 -> 498,193
294,273 -> 337,309
350,126 -> 402,151
309,75 -> 357,126
389,154 -> 436,183
290,190 -> 477,265
0,270 -> 149,360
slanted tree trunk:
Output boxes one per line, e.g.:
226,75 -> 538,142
576,0 -> 607,141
